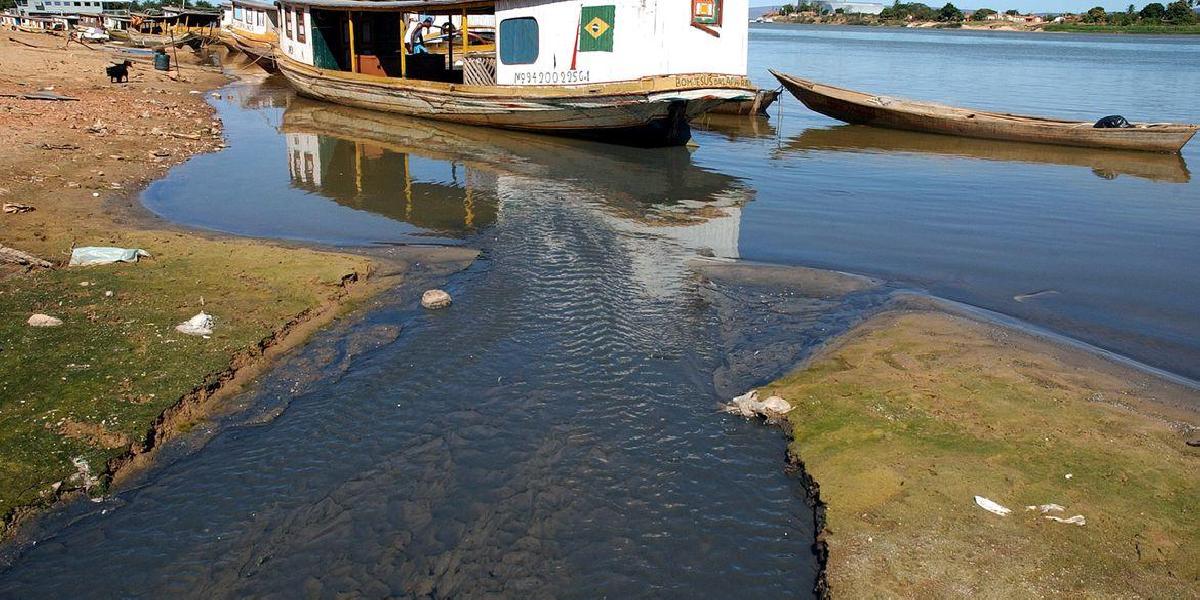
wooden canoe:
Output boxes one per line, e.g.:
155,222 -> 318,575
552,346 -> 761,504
277,54 -> 755,147
772,70 -> 1198,154
710,88 -> 780,116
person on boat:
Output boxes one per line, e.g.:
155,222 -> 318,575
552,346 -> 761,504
410,16 -> 433,54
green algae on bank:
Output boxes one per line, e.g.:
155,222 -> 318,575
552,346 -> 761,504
0,234 -> 376,533
764,309 -> 1200,597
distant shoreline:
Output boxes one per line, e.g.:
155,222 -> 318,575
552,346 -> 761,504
754,18 -> 1200,35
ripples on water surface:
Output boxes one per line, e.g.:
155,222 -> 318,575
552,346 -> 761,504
3,24 -> 1200,598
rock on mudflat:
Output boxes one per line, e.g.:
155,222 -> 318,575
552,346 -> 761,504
28,314 -> 63,327
421,289 -> 452,310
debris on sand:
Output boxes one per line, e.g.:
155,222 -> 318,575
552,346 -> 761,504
723,389 -> 793,419
1,244 -> 53,268
27,313 -> 63,327
1026,503 -> 1065,513
175,312 -> 214,336
421,289 -> 452,309
974,496 -> 1011,516
1045,514 -> 1087,526
3,202 -> 34,213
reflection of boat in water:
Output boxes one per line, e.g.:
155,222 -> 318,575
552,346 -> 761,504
783,125 -> 1191,183
281,97 -> 752,258
773,71 -> 1199,154
283,98 -> 751,207
694,112 -> 778,140
283,117 -> 498,236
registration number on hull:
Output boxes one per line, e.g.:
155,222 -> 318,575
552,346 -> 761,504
512,70 -> 592,85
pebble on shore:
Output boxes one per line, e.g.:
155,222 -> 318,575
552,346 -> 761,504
28,314 -> 63,327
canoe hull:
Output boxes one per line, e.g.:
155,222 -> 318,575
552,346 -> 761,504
773,70 -> 1198,153
277,55 -> 751,147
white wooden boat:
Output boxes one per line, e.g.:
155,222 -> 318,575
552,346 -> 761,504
773,70 -> 1199,154
272,0 -> 756,146
220,0 -> 279,68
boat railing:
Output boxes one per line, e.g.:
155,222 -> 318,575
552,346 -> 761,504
462,54 -> 496,86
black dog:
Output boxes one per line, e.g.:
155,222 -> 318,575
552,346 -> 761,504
106,60 -> 132,84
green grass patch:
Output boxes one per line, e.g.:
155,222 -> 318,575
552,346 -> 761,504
0,233 -> 371,530
767,311 -> 1200,597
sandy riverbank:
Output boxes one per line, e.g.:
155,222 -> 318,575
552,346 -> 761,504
757,299 -> 1199,597
0,32 -> 475,540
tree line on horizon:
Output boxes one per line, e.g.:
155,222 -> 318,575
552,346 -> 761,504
776,0 -> 1198,24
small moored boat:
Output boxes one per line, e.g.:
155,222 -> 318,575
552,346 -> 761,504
273,0 -> 756,146
772,70 -> 1198,154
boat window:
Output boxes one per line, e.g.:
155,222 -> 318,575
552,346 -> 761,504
284,5 -> 292,39
498,17 -> 538,65
296,9 -> 305,42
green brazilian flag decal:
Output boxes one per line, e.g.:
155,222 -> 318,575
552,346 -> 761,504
579,5 -> 615,53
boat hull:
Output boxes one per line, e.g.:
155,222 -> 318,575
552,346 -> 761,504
220,27 -> 277,70
277,55 -> 752,147
772,70 -> 1198,153
711,88 -> 780,116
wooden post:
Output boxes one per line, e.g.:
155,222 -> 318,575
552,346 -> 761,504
347,11 -> 357,73
399,12 -> 406,78
461,8 -> 467,55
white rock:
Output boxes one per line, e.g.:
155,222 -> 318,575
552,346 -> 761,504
175,312 -> 214,336
724,389 -> 760,417
421,289 -> 452,309
762,395 -> 793,414
723,390 -> 791,419
28,314 -> 63,327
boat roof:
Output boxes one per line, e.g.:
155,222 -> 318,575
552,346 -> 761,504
284,0 -> 494,12
231,0 -> 276,10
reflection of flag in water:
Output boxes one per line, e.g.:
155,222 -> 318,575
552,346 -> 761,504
578,5 -> 615,52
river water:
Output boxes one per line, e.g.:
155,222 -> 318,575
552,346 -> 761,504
2,24 -> 1199,598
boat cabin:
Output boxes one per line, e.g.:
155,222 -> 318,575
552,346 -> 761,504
228,0 -> 278,36
275,0 -> 747,87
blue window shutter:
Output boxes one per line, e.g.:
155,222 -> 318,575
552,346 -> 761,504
499,17 -> 538,65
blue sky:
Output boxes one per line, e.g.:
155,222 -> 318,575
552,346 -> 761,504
750,0 -> 1180,12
